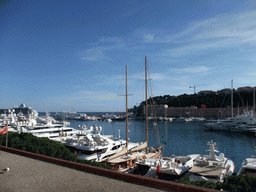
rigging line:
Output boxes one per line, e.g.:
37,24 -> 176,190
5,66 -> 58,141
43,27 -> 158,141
147,69 -> 161,146
225,93 -> 231,109
220,93 -> 228,109
218,93 -> 229,118
134,79 -> 143,106
237,91 -> 246,107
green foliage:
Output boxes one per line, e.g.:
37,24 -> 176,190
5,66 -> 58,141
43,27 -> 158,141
0,132 -> 111,169
219,174 -> 256,192
133,90 -> 256,116
175,177 -> 215,189
79,159 -> 112,170
0,134 -> 6,145
175,175 -> 256,192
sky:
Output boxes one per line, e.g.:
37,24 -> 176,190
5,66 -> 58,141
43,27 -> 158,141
1,0 -> 256,112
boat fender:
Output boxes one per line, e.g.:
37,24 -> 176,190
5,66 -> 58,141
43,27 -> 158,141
156,164 -> 160,174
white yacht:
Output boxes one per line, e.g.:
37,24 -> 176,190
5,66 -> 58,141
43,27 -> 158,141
187,140 -> 235,183
19,121 -> 82,141
238,158 -> 256,177
25,126 -> 80,139
74,124 -> 134,162
175,117 -> 186,122
204,110 -> 254,131
133,154 -> 199,180
191,117 -> 206,122
185,117 -> 194,122
238,146 -> 256,177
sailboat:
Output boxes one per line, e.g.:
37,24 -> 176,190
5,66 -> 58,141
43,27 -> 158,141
106,58 -> 165,172
204,80 -> 254,131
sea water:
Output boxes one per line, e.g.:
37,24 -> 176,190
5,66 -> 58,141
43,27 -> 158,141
69,119 -> 256,173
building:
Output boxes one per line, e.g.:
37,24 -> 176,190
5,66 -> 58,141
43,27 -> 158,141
143,104 -> 252,118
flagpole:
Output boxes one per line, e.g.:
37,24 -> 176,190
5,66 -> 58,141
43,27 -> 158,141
6,124 -> 8,147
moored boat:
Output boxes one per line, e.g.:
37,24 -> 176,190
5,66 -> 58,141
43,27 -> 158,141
238,146 -> 256,177
71,124 -> 131,162
133,154 -> 199,180
238,157 -> 256,177
106,60 -> 165,172
187,140 -> 235,183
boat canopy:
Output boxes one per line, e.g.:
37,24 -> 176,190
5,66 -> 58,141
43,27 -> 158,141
129,141 -> 147,153
107,147 -> 128,161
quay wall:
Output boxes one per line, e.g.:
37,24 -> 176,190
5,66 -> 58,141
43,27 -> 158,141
147,105 -> 253,118
0,146 -> 220,192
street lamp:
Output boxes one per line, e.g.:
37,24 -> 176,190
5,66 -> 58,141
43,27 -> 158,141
164,105 -> 168,120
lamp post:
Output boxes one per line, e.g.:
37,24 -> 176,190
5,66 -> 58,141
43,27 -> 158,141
164,105 -> 168,120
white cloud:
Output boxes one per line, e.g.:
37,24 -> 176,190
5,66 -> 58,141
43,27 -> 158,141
189,11 -> 256,40
73,90 -> 123,101
157,10 -> 256,57
99,37 -> 125,44
171,66 -> 212,74
81,47 -> 106,61
147,72 -> 169,81
45,90 -> 124,103
80,36 -> 126,61
143,34 -> 155,42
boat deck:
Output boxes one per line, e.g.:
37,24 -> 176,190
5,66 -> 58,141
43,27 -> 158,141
108,151 -> 158,164
189,165 -> 223,177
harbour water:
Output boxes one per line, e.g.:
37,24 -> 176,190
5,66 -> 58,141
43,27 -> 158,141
69,119 -> 256,174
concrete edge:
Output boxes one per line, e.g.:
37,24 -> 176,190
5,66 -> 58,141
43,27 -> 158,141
0,146 -> 220,192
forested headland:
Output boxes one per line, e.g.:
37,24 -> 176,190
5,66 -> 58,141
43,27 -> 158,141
132,88 -> 256,117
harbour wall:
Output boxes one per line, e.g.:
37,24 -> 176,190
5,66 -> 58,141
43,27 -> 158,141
0,146 -> 220,192
147,105 -> 253,118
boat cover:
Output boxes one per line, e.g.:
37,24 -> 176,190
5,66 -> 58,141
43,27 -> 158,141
107,147 -> 128,161
129,141 -> 147,152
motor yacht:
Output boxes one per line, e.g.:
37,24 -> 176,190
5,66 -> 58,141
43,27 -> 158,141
132,154 -> 199,180
187,140 -> 235,183
238,146 -> 256,177
74,124 -> 133,162
204,110 -> 254,131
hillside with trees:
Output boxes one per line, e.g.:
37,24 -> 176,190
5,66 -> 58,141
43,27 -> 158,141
132,87 -> 256,117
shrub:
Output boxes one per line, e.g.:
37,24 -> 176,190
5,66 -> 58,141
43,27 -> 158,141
0,132 -> 111,169
176,175 -> 256,192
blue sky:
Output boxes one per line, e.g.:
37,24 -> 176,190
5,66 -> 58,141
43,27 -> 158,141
1,0 -> 256,112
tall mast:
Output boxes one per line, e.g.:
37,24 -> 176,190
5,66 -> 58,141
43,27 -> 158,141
238,103 -> 239,115
145,56 -> 148,153
231,80 -> 233,118
126,65 -> 128,150
254,89 -> 255,111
